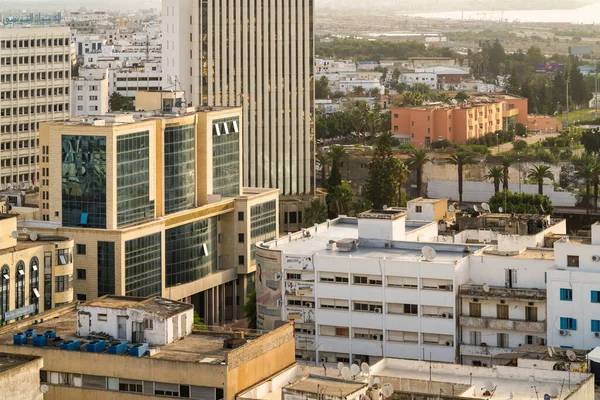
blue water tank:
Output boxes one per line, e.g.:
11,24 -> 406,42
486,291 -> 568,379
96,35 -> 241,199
24,329 -> 36,337
108,341 -> 128,355
13,333 -> 26,345
60,340 -> 80,351
44,330 -> 56,339
85,340 -> 106,353
129,343 -> 148,357
33,334 -> 46,347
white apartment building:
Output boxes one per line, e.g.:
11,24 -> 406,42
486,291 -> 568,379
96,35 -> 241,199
0,27 -> 71,187
338,78 -> 384,95
256,208 -> 484,365
72,34 -> 104,57
162,0 -> 315,198
459,249 -> 554,366
548,223 -> 600,350
315,59 -> 356,74
71,70 -> 109,117
81,45 -> 162,68
400,73 -> 438,90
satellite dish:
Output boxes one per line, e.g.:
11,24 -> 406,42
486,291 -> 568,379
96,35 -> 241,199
448,204 -> 456,212
484,381 -> 495,392
360,395 -> 369,400
11,231 -> 18,239
21,228 -> 28,234
473,205 -> 480,212
40,384 -> 49,394
361,362 -> 370,375
381,383 -> 394,398
451,99 -> 458,105
566,350 -> 577,361
350,364 -> 360,376
482,283 -> 490,293
548,346 -> 554,357
29,232 -> 38,242
337,362 -> 345,372
498,207 -> 503,213
549,385 -> 559,397
453,202 -> 459,210
374,377 -> 381,385
341,367 -> 351,380
482,202 -> 491,212
421,246 -> 437,261
383,204 -> 388,210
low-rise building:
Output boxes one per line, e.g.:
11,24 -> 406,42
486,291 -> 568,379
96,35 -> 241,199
0,353 -> 43,400
71,69 -> 110,116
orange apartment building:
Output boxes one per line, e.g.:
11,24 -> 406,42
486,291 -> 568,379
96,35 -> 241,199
392,94 -> 528,146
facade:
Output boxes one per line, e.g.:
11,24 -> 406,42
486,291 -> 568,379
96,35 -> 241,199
0,214 -> 74,325
409,57 -> 456,68
400,73 -> 437,90
0,299 -> 296,400
26,107 -> 279,325
71,70 -> 110,117
162,0 -> 315,199
392,94 -> 528,146
526,115 -> 562,133
0,353 -> 43,400
0,27 -> 71,187
256,209 -> 483,364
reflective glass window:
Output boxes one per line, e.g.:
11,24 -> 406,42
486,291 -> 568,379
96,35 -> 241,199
164,123 -> 195,214
98,242 -> 115,297
212,117 -> 240,198
125,233 -> 162,297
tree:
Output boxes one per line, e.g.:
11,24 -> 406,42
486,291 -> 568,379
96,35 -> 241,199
501,156 -> 513,191
329,180 -> 354,216
367,87 -> 381,97
489,191 -> 554,214
484,166 -> 504,193
351,86 -> 365,97
304,199 -> 328,227
515,123 -> 527,137
448,151 -> 477,204
527,165 -> 554,195
351,198 -> 373,215
327,145 -> 347,190
406,149 -> 431,197
316,151 -> 331,185
454,91 -> 469,102
581,128 -> 600,155
575,157 -> 599,214
513,140 -> 528,151
365,133 -> 408,208
315,76 -> 331,99
244,290 -> 257,329
402,91 -> 424,106
109,92 -> 134,111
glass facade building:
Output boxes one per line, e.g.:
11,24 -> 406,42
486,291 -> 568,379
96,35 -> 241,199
250,201 -> 278,260
97,241 -> 115,297
116,131 -> 155,227
165,218 -> 217,287
61,135 -> 107,228
125,233 -> 162,297
212,118 -> 240,198
164,123 -> 196,215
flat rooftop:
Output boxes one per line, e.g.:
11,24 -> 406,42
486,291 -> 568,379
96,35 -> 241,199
0,305 -> 262,364
0,235 -> 71,257
0,353 -> 39,374
284,375 -> 366,397
82,296 -> 193,318
482,247 -> 555,260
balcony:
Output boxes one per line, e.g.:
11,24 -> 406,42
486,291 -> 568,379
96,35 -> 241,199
460,316 -> 545,333
460,284 -> 546,301
459,344 -> 514,357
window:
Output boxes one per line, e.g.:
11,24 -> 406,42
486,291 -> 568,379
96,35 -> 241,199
387,330 -> 418,343
98,314 -> 108,322
57,249 -> 71,265
144,318 -> 154,330
560,288 -> 573,301
238,233 -> 244,243
388,303 -> 417,315
119,379 -> 143,393
567,255 -> 579,267
497,304 -> 509,320
525,306 -> 538,322
76,244 -> 86,255
287,273 -> 301,280
320,272 -> 349,283
15,261 -> 25,310
354,328 -> 383,340
470,331 -> 482,345
76,269 -> 87,280
55,275 -> 71,292
560,317 -> 577,330
238,255 -> 244,265
469,302 -> 481,317
353,275 -> 382,285
497,333 -> 509,348
354,302 -> 383,313
320,325 -> 349,337
387,276 -> 417,288
591,291 -> 600,303
76,294 -> 87,301
320,298 -> 349,310
415,206 -> 422,213
238,212 -> 244,221
505,268 -> 517,288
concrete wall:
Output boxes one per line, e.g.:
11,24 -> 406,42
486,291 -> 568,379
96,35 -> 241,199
405,221 -> 438,242
427,180 -> 576,207
357,216 -> 406,241
0,354 -> 43,400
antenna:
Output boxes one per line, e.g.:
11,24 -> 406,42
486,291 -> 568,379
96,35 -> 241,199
361,362 -> 370,376
381,383 -> 394,398
550,385 -> 559,397
451,99 -> 458,105
21,228 -> 28,235
373,377 -> 381,386
473,204 -> 480,212
566,350 -> 576,361
482,283 -> 490,293
448,204 -> 456,212
548,346 -> 554,358
350,364 -> 360,376
484,381 -> 495,392
498,207 -> 504,213
11,231 -> 18,239
341,367 -> 351,380
482,202 -> 491,212
29,232 -> 38,242
453,202 -> 459,210
421,246 -> 437,261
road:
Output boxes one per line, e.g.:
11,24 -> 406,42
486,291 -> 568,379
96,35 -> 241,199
490,132 -> 561,155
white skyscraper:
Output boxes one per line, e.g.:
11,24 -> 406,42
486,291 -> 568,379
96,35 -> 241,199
162,0 -> 315,208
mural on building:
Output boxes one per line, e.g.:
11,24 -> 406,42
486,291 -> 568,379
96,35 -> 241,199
255,247 -> 282,330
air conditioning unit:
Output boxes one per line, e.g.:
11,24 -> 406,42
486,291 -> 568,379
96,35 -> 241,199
559,330 -> 569,336
384,243 -> 391,248
595,332 -> 600,338
320,357 -> 326,363
441,313 -> 448,318
307,330 -> 314,335
445,340 -> 453,347
374,308 -> 382,314
372,335 -> 381,341
447,313 -> 454,319
593,255 -> 600,262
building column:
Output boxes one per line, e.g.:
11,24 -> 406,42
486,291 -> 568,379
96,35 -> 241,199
212,287 -> 218,326
233,281 -> 238,321
221,284 -> 226,326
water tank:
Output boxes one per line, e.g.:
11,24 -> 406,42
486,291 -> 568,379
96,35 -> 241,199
129,343 -> 148,357
60,340 -> 80,351
108,341 -> 128,355
44,330 -> 56,339
33,334 -> 46,347
13,333 -> 26,345
85,340 -> 106,353
24,329 -> 36,337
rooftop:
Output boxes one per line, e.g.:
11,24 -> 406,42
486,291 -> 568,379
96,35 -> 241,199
482,247 -> 555,260
357,209 -> 406,220
284,375 -> 366,398
82,296 -> 193,318
0,353 -> 40,374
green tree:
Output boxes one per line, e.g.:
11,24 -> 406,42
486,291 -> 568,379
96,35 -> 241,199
244,290 -> 257,329
581,128 -> 600,155
367,88 -> 381,97
525,45 -> 546,67
569,60 -> 592,106
108,92 -> 134,111
351,86 -> 365,97
506,67 -> 521,94
515,123 -> 527,137
527,165 -> 555,195
406,149 -> 431,197
365,133 -> 408,208
513,140 -> 528,151
329,180 -> 354,216
454,91 -> 469,102
316,151 -> 331,186
316,76 -> 331,99
327,145 -> 347,190
402,91 -> 424,106
351,198 -> 373,216
575,157 -> 599,214
193,312 -> 207,330
501,156 -> 513,191
448,151 -> 477,204
488,191 -> 554,214
484,166 -> 504,193
304,199 -> 328,227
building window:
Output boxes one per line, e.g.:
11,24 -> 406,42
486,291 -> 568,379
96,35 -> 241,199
15,261 -> 25,309
525,306 -> 538,322
505,268 -> 517,288
592,291 -> 600,303
497,333 -> 508,348
144,318 -> 154,330
496,304 -> 509,320
470,331 -> 482,345
469,302 -> 481,317
387,303 -> 417,315
55,275 -> 72,293
560,317 -> 577,330
592,320 -> 600,332
76,269 -> 87,280
238,233 -> 244,243
353,275 -> 382,286
76,244 -> 86,255
238,212 -> 244,221
354,302 -> 383,313
164,123 -> 195,215
125,234 -> 161,297
415,206 -> 422,213
560,288 -> 573,301
97,314 -> 107,321
29,257 -> 39,312
212,117 -> 240,198
567,255 -> 579,267
76,294 -> 87,301
98,242 -> 115,296
238,255 -> 244,265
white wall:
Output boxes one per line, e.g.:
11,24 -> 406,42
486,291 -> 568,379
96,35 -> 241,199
358,216 -> 406,241
406,201 -> 435,221
405,221 -> 438,242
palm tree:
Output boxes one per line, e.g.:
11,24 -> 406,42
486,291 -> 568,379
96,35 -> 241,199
501,156 -> 513,191
448,151 -> 477,204
527,165 -> 554,195
316,151 -> 331,186
327,145 -> 348,189
304,199 -> 328,227
351,86 -> 365,97
484,166 -> 504,194
406,149 -> 431,197
402,91 -> 424,107
576,160 -> 597,214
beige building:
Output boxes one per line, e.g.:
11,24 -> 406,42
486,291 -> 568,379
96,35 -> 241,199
25,106 -> 278,325
0,352 -> 43,400
0,26 -> 71,187
0,214 -> 74,325
0,297 -> 296,400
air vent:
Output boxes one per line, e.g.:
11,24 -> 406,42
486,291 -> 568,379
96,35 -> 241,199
33,334 -> 46,348
129,343 -> 148,357
60,340 -> 80,351
85,340 -> 106,353
108,341 -> 128,355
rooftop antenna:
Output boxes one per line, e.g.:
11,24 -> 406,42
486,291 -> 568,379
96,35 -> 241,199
473,204 -> 480,212
341,367 -> 351,380
482,283 -> 490,293
421,246 -> 437,262
337,362 -> 345,374
361,362 -> 371,376
29,232 -> 38,242
381,383 -> 394,398
482,202 -> 491,212
11,231 -> 18,239
498,207 -> 504,213
350,364 -> 360,378
566,350 -> 577,362
448,203 -> 456,212
21,228 -> 28,235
